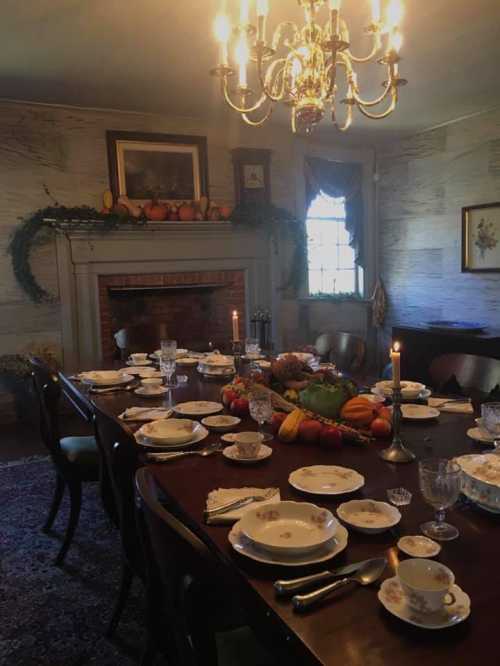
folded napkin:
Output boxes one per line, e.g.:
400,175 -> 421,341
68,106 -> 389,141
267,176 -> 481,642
118,407 -> 173,422
205,487 -> 281,525
428,398 -> 474,414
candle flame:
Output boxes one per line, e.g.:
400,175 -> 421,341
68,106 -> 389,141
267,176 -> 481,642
232,310 -> 238,317
393,341 -> 401,353
214,14 -> 230,43
385,0 -> 404,31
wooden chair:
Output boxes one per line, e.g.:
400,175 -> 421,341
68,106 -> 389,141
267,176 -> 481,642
314,331 -> 366,373
429,353 -> 500,398
92,404 -> 145,638
30,358 -> 99,565
135,467 -> 273,666
115,322 -> 168,358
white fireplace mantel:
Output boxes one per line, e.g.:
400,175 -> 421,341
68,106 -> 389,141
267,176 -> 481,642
54,222 -> 281,371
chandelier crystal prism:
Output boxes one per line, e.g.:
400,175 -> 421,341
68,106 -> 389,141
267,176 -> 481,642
210,0 -> 407,134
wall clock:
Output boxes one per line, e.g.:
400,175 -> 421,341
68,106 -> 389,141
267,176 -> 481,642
231,148 -> 271,205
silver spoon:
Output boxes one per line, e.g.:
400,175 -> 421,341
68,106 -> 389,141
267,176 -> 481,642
146,442 -> 222,462
292,557 -> 387,611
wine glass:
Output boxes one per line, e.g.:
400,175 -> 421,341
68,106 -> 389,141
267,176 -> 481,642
160,339 -> 177,388
245,337 -> 261,359
418,458 -> 462,541
249,391 -> 273,442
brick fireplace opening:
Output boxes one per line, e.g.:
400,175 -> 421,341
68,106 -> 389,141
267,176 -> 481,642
98,270 -> 245,362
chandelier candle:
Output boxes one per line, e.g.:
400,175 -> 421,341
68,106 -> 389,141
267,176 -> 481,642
390,342 -> 401,389
211,0 -> 407,134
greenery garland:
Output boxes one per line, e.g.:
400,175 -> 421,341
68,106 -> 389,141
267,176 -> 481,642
7,206 -> 147,303
8,201 -> 305,304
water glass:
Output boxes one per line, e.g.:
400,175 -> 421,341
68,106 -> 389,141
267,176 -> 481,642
160,339 -> 177,388
418,458 -> 462,541
245,337 -> 261,359
481,402 -> 500,449
249,391 -> 273,442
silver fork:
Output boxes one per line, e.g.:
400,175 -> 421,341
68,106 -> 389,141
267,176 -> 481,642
204,487 -> 279,519
147,442 -> 222,462
89,384 -> 136,394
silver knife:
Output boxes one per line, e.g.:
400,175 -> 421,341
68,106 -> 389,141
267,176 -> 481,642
274,559 -> 375,597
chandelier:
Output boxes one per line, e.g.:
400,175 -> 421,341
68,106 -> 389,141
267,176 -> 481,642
210,0 -> 407,134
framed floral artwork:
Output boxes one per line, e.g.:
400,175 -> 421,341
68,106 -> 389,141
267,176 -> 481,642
462,202 -> 500,272
106,130 -> 208,204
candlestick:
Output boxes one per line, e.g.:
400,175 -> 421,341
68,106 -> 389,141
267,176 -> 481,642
379,387 -> 415,463
232,310 -> 240,342
235,36 -> 249,88
391,341 -> 401,388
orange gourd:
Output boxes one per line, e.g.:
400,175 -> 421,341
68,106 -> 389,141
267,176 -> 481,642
340,397 -> 379,427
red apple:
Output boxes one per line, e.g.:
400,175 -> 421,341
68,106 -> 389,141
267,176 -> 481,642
371,417 -> 392,438
270,412 -> 287,435
230,397 -> 249,417
222,389 -> 238,407
319,425 -> 343,449
298,419 -> 323,445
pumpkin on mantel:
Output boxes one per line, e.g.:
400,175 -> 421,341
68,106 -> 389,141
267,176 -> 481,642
179,202 -> 195,221
144,199 -> 169,221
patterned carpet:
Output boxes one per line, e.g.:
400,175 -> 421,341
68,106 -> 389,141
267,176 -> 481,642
0,456 -> 151,666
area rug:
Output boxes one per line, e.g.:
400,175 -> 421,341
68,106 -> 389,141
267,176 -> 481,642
0,456 -> 152,666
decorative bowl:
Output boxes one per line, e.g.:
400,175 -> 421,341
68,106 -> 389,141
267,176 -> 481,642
454,453 -> 500,512
139,418 -> 198,445
375,380 -> 426,400
337,499 -> 401,533
239,500 -> 337,555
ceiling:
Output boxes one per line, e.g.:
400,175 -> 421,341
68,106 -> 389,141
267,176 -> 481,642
1,0 -> 500,141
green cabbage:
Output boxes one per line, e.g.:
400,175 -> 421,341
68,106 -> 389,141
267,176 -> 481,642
299,380 -> 357,419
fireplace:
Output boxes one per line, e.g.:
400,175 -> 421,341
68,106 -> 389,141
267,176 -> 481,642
98,270 -> 245,361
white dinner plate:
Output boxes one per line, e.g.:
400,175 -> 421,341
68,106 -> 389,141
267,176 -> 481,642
134,386 -> 169,398
201,415 -> 241,431
371,387 -> 432,401
289,465 -> 365,496
228,521 -> 348,567
80,371 -> 134,387
467,427 -> 495,443
223,444 -> 272,464
173,401 -> 224,417
378,577 -> 470,629
401,404 -> 440,420
134,424 -> 209,450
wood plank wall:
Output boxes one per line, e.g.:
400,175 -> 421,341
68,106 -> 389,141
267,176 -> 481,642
378,107 -> 500,362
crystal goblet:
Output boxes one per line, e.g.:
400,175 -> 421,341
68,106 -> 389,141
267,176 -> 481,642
248,391 -> 273,442
418,458 -> 462,541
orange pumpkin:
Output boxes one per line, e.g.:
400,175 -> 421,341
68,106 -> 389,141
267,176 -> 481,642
144,199 -> 169,221
179,202 -> 195,221
340,397 -> 379,427
168,205 -> 179,221
219,204 -> 233,220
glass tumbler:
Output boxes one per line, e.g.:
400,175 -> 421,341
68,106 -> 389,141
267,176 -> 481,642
160,339 -> 177,388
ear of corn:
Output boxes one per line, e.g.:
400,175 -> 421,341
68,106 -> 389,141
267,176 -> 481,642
278,408 -> 307,443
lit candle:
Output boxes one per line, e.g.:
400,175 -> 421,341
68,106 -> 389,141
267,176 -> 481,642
385,0 -> 404,31
214,14 -> 231,66
391,342 -> 401,389
235,36 -> 249,87
240,0 -> 250,25
232,310 -> 240,342
389,28 -> 403,53
329,0 -> 341,9
257,0 -> 269,16
371,0 -> 381,23
257,0 -> 269,42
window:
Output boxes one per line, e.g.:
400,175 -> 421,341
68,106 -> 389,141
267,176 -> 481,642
306,191 -> 363,297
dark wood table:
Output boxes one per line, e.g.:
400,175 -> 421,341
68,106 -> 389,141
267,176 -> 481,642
69,367 -> 499,666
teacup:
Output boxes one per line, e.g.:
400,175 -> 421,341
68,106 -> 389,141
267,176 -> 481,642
131,353 -> 148,364
234,432 -> 262,459
141,377 -> 163,388
398,558 -> 455,614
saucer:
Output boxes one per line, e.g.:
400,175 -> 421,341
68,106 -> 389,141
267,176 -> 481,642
288,465 -> 365,496
228,521 -> 348,567
201,415 -> 241,431
223,444 -> 272,464
337,499 -> 401,533
127,358 -> 152,366
378,577 -> 470,629
173,401 -> 224,417
467,427 -> 495,443
134,386 -> 169,397
397,535 -> 441,558
221,433 -> 238,443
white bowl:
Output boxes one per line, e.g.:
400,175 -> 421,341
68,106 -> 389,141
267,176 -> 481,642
201,415 -> 241,431
200,354 -> 234,368
139,419 -> 198,445
455,453 -> 500,512
375,380 -> 426,400
337,499 -> 401,534
80,371 -> 132,386
239,500 -> 337,555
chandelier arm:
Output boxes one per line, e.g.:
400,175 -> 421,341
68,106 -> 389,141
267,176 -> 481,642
271,22 -> 300,52
242,103 -> 275,127
335,103 -> 353,132
346,32 -> 382,64
356,88 -> 398,120
222,78 -> 268,114
258,57 -> 288,102
352,75 -> 393,107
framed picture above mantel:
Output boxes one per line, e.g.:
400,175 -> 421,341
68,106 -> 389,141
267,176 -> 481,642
462,202 -> 500,272
232,147 -> 271,205
106,130 -> 209,205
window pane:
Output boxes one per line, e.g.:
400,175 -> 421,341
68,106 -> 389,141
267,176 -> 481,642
306,192 -> 360,296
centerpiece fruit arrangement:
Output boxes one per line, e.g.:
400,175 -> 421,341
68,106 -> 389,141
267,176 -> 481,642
220,353 -> 392,447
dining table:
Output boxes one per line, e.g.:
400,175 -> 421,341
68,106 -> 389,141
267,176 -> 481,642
65,363 -> 500,666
